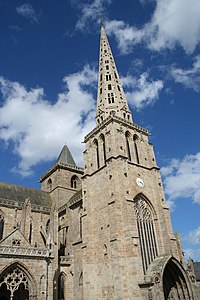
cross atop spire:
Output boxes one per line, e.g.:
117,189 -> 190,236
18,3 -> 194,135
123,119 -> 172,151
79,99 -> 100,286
96,25 -> 133,125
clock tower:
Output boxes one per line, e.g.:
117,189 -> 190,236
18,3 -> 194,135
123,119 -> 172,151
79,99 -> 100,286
81,26 -> 194,299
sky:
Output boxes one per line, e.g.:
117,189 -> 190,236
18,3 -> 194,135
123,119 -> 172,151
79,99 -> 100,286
0,0 -> 200,261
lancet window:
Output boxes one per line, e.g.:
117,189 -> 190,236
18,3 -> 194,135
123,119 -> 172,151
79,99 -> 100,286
47,178 -> 52,191
46,219 -> 50,236
106,74 -> 111,81
134,195 -> 158,273
108,93 -> 114,104
29,221 -> 33,244
71,175 -> 79,189
133,134 -> 140,164
94,139 -> 100,169
0,212 -> 4,240
58,224 -> 68,256
125,131 -> 131,161
99,134 -> 106,165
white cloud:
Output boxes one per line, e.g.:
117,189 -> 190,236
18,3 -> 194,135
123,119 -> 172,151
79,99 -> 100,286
105,0 -> 200,54
105,20 -> 144,54
147,0 -> 200,53
184,248 -> 200,261
0,65 -> 97,176
161,152 -> 200,205
75,0 -> 112,31
16,3 -> 39,24
171,56 -> 200,92
122,73 -> 163,109
186,226 -> 200,245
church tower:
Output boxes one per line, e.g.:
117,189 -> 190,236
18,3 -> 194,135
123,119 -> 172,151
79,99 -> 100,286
40,144 -> 83,207
81,26 -> 193,299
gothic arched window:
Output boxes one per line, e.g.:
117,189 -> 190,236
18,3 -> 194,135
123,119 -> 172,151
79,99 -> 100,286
134,195 -> 158,273
163,259 -> 191,300
58,225 -> 68,256
125,131 -> 131,161
29,221 -> 33,244
133,134 -> 140,164
47,178 -> 52,191
99,134 -> 106,165
71,175 -> 79,189
0,264 -> 34,300
46,219 -> 50,236
0,211 -> 4,240
93,139 -> 100,169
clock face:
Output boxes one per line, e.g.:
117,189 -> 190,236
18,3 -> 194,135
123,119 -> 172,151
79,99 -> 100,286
136,178 -> 144,187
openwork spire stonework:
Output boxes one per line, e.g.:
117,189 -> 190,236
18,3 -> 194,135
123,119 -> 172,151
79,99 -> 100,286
96,26 -> 133,124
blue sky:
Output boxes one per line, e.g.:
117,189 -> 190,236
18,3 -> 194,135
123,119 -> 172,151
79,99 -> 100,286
0,0 -> 200,261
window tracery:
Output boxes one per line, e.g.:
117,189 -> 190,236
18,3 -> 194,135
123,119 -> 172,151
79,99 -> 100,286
0,268 -> 29,299
134,196 -> 158,273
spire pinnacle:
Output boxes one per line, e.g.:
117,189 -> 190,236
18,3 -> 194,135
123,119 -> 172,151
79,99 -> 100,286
96,25 -> 133,124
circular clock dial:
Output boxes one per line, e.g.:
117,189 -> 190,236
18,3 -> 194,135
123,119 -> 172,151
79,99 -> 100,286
136,178 -> 144,187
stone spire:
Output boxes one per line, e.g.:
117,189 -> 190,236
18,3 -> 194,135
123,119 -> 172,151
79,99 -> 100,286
56,144 -> 76,167
96,25 -> 133,125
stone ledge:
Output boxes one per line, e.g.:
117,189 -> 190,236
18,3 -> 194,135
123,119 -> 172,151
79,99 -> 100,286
59,255 -> 73,266
0,245 -> 51,258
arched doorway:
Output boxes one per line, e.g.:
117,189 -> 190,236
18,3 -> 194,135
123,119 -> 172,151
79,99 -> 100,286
58,272 -> 74,300
0,263 -> 36,300
163,259 -> 192,300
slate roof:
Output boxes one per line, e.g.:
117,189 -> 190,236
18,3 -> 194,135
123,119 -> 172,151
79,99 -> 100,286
68,189 -> 82,207
0,182 -> 51,211
56,145 -> 76,166
58,189 -> 82,212
193,262 -> 200,281
40,145 -> 83,183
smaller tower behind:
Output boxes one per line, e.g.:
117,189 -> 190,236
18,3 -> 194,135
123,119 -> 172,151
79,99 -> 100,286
40,145 -> 83,208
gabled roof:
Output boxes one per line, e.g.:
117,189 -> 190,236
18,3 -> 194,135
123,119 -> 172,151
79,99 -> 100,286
40,144 -> 83,183
56,145 -> 76,167
0,228 -> 30,247
68,189 -> 82,208
0,182 -> 51,211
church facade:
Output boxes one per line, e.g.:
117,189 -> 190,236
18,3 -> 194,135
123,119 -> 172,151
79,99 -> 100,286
0,26 -> 199,300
